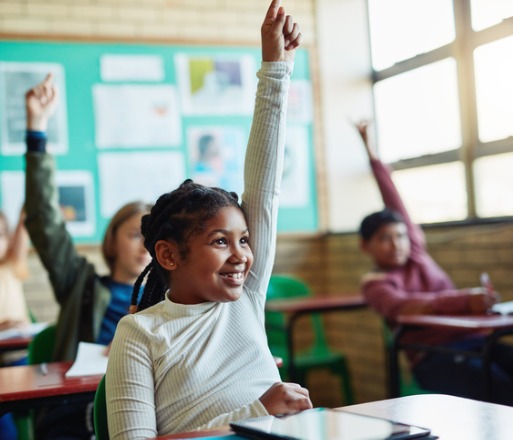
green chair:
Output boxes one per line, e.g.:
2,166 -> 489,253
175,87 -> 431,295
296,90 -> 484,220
265,274 -> 354,405
94,375 -> 109,440
382,321 -> 431,397
28,324 -> 56,365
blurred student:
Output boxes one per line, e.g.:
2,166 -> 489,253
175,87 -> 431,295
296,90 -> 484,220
24,74 -> 152,439
105,2 -> 311,438
356,121 -> 513,405
0,207 -> 30,439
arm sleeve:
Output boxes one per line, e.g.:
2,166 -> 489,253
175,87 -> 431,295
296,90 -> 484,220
363,276 -> 472,321
24,151 -> 89,304
370,158 -> 425,255
242,61 -> 292,298
106,318 -> 157,440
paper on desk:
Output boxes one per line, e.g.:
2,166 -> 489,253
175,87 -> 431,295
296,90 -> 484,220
0,322 -> 49,341
65,342 -> 109,377
491,300 -> 513,316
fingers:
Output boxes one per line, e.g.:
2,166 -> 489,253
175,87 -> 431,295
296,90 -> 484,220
265,0 -> 282,21
259,382 -> 313,415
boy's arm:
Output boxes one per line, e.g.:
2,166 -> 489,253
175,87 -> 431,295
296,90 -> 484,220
355,121 -> 425,252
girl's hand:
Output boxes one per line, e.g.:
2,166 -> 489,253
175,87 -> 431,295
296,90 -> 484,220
25,73 -> 58,131
261,0 -> 302,63
259,382 -> 313,415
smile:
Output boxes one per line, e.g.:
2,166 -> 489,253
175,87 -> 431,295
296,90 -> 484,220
220,272 -> 244,280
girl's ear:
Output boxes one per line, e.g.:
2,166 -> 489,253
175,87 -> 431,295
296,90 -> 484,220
155,240 -> 179,271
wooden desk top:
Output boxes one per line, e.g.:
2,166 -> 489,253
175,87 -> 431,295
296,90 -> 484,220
396,314 -> 513,330
0,361 -> 101,414
265,295 -> 367,314
343,394 -> 513,439
152,394 -> 513,439
0,335 -> 32,353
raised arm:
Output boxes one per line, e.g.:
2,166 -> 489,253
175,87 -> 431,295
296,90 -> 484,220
354,120 -> 425,253
24,74 -> 90,303
242,0 -> 302,295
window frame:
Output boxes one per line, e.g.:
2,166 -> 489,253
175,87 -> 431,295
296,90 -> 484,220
368,0 -> 513,221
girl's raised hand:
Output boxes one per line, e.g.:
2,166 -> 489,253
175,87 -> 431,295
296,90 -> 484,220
261,0 -> 302,63
25,73 -> 58,131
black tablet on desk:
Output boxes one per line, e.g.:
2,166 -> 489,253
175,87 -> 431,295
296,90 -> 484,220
230,407 -> 432,440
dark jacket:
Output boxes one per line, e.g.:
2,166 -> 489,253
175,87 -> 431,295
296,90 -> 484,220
25,152 -> 111,361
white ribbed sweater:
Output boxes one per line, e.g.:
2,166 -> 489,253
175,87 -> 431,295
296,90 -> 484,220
106,61 -> 292,440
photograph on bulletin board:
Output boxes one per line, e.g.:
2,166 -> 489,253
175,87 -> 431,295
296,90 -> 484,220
176,53 -> 256,115
0,62 -> 68,155
187,126 -> 246,195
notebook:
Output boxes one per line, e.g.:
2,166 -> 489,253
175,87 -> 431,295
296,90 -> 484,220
230,407 -> 431,440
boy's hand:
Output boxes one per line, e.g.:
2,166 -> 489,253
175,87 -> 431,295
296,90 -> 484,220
261,0 -> 302,63
25,73 -> 58,131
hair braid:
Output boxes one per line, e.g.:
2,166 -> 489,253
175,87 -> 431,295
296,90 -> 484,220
131,179 -> 244,312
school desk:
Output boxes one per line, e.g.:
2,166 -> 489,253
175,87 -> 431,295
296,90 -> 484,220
0,361 -> 101,416
264,295 -> 367,381
151,394 -> 513,439
0,335 -> 32,354
388,314 -> 513,400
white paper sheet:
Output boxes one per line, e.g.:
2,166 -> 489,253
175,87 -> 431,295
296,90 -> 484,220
65,342 -> 109,377
0,322 -> 49,341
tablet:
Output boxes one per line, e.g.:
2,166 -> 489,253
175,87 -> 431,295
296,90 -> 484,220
230,407 -> 431,440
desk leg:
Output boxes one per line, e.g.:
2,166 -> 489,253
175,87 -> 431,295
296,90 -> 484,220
482,328 -> 513,402
388,326 -> 404,398
286,314 -> 299,383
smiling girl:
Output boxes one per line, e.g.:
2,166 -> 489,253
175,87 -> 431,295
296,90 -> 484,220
105,2 -> 312,438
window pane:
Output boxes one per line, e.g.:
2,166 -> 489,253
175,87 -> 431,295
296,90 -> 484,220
470,0 -> 513,31
374,58 -> 461,162
474,153 -> 513,217
474,36 -> 513,143
393,162 -> 467,223
368,0 -> 455,70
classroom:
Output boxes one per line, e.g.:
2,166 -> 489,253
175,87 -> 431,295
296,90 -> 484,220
1,0 -> 513,438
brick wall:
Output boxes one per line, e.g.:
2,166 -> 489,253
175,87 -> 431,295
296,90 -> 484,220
0,0 -> 316,44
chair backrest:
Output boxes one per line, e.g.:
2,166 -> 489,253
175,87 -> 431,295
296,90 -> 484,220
94,375 -> 109,440
265,275 -> 328,360
28,324 -> 56,365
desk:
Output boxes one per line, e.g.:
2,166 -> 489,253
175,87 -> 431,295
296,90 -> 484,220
344,394 -> 513,439
0,335 -> 32,354
153,394 -> 513,439
265,295 -> 367,381
389,314 -> 513,400
0,361 -> 101,416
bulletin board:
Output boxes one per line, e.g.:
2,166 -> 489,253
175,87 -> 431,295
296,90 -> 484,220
0,40 -> 318,243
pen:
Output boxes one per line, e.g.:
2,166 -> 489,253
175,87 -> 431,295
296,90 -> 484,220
480,272 -> 493,295
39,362 -> 48,376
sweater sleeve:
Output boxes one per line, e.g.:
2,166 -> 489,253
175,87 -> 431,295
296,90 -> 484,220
362,273 -> 472,321
24,151 -> 90,304
241,62 -> 292,297
370,158 -> 425,257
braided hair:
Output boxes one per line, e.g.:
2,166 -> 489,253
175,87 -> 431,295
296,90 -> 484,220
130,179 -> 243,313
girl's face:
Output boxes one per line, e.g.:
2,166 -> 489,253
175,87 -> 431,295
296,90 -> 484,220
111,213 -> 151,284
0,218 -> 9,260
167,206 -> 254,305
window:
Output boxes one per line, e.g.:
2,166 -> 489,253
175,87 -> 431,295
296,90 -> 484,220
367,0 -> 513,223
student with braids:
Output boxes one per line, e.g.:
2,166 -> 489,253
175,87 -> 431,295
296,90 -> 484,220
24,75 -> 152,438
105,2 -> 311,438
